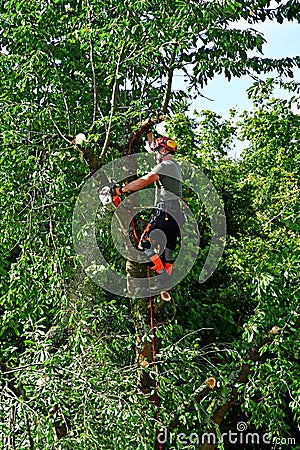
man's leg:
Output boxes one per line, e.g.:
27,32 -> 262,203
138,215 -> 165,275
153,213 -> 180,290
164,248 -> 174,275
139,211 -> 181,290
163,222 -> 180,277
150,212 -> 180,289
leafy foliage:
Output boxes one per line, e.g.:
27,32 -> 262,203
1,0 -> 300,448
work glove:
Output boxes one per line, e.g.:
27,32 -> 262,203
110,185 -> 123,196
109,184 -> 123,207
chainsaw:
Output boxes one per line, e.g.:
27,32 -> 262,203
98,180 -> 122,207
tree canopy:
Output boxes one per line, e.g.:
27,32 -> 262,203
1,0 -> 299,151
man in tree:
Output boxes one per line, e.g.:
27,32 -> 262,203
115,135 -> 184,291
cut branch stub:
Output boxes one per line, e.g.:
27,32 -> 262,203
128,115 -> 167,154
168,378 -> 217,432
206,377 -> 217,390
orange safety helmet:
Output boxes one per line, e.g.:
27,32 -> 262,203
150,136 -> 178,153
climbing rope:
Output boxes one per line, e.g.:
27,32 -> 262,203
147,266 -> 163,450
129,211 -> 162,449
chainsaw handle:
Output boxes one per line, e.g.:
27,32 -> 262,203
98,181 -> 123,207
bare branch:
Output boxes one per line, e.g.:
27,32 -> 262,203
86,0 -> 102,123
100,44 -> 126,162
139,65 -> 152,103
25,412 -> 34,450
45,47 -> 72,134
48,109 -> 72,143
1,363 -> 44,375
162,46 -> 177,114
9,405 -> 16,449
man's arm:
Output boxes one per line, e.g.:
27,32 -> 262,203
122,172 -> 159,193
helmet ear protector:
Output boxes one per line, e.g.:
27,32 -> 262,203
150,136 -> 178,153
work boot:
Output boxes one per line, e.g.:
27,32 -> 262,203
164,262 -> 173,276
149,254 -> 164,272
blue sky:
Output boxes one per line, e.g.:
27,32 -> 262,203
173,18 -> 300,119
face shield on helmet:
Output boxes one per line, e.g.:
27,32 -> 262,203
150,136 -> 178,154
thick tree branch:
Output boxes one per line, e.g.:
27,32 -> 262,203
199,315 -> 300,450
128,115 -> 166,154
25,412 -> 34,450
72,141 -> 101,173
199,363 -> 251,450
168,377 -> 217,431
